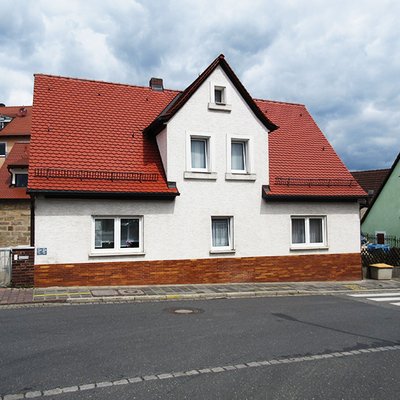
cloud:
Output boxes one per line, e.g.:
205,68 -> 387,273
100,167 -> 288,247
1,0 -> 399,169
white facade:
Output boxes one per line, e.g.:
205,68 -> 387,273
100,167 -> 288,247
34,66 -> 361,265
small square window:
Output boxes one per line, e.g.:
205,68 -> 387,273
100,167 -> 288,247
0,143 -> 6,157
211,217 -> 233,250
231,141 -> 247,172
191,137 -> 208,171
15,173 -> 28,187
291,216 -> 326,248
214,86 -> 225,104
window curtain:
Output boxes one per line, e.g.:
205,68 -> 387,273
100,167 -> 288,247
212,219 -> 229,247
191,139 -> 206,169
309,218 -> 323,243
292,219 -> 305,244
231,142 -> 245,171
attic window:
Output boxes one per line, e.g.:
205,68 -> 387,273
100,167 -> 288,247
15,173 -> 28,187
0,142 -> 5,157
0,115 -> 12,130
214,87 -> 225,104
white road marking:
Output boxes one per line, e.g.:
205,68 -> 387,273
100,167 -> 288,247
1,344 -> 400,399
349,292 -> 400,297
390,302 -> 400,306
367,297 -> 400,302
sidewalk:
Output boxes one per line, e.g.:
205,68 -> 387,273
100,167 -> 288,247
2,279 -> 400,307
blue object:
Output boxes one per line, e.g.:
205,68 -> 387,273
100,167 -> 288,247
367,243 -> 390,252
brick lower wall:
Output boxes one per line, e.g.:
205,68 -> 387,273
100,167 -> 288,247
12,247 -> 35,287
34,253 -> 362,287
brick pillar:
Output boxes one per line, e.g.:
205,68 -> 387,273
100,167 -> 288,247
11,247 -> 35,287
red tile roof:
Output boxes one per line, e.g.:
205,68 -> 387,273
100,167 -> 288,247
0,142 -> 30,200
0,106 -> 31,137
351,169 -> 390,200
255,99 -> 366,199
29,63 -> 365,199
29,75 -> 179,196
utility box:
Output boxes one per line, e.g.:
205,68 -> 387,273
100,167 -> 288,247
369,263 -> 393,280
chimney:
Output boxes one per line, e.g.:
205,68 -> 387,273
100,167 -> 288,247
149,77 -> 164,91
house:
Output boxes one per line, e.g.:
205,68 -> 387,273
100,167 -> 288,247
361,152 -> 400,243
0,105 -> 32,248
28,54 -> 366,287
351,168 -> 390,218
0,143 -> 30,247
0,105 -> 31,167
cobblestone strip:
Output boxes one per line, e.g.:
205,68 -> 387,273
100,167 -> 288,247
2,344 -> 400,399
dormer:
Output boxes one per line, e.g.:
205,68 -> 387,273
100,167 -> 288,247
9,167 -> 28,187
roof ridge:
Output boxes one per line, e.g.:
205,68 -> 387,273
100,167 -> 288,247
254,98 -> 305,107
34,73 -> 182,93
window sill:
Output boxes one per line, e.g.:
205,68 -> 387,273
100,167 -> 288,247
207,102 -> 232,112
209,249 -> 236,255
290,246 -> 329,251
225,173 -> 256,181
89,251 -> 145,257
184,171 -> 217,180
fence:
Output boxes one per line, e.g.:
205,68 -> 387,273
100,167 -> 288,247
0,248 -> 12,287
363,233 -> 400,248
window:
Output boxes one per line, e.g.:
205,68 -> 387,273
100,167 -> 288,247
211,217 -> 234,251
93,217 -> 143,253
231,141 -> 247,172
0,142 -> 5,157
291,216 -> 326,248
15,173 -> 28,187
214,86 -> 225,104
191,137 -> 208,171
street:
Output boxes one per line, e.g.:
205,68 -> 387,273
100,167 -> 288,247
1,294 -> 400,399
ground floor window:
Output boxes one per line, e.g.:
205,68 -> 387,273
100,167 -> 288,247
291,216 -> 326,248
211,217 -> 233,251
93,216 -> 142,252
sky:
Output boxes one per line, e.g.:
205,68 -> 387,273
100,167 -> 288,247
1,0 -> 399,171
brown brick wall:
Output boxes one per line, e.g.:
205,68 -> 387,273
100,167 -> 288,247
0,201 -> 31,247
34,253 -> 362,287
12,247 -> 35,287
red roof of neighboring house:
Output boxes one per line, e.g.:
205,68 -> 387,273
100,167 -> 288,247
0,142 -> 30,200
0,106 -> 32,137
29,75 -> 180,196
29,57 -> 365,200
256,99 -> 366,199
351,169 -> 390,199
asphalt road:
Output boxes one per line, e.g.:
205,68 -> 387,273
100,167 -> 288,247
1,294 -> 400,399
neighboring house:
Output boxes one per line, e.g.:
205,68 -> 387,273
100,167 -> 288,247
361,152 -> 400,243
351,168 -> 390,218
0,105 -> 31,167
0,142 -> 31,247
28,54 -> 366,287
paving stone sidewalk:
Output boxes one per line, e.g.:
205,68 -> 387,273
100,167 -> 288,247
1,279 -> 400,306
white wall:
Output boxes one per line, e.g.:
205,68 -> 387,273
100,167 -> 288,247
34,66 -> 361,264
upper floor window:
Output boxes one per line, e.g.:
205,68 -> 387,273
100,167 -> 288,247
231,140 -> 247,173
191,137 -> 208,171
291,216 -> 327,248
208,82 -> 231,112
0,142 -> 6,157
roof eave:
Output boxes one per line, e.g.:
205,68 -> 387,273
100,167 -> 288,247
27,189 -> 180,200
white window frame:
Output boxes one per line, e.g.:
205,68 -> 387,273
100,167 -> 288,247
184,131 -> 217,179
9,168 -> 28,186
208,82 -> 232,111
230,140 -> 248,173
0,142 -> 6,157
290,216 -> 327,249
210,216 -> 234,253
91,216 -> 144,255
225,134 -> 256,180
